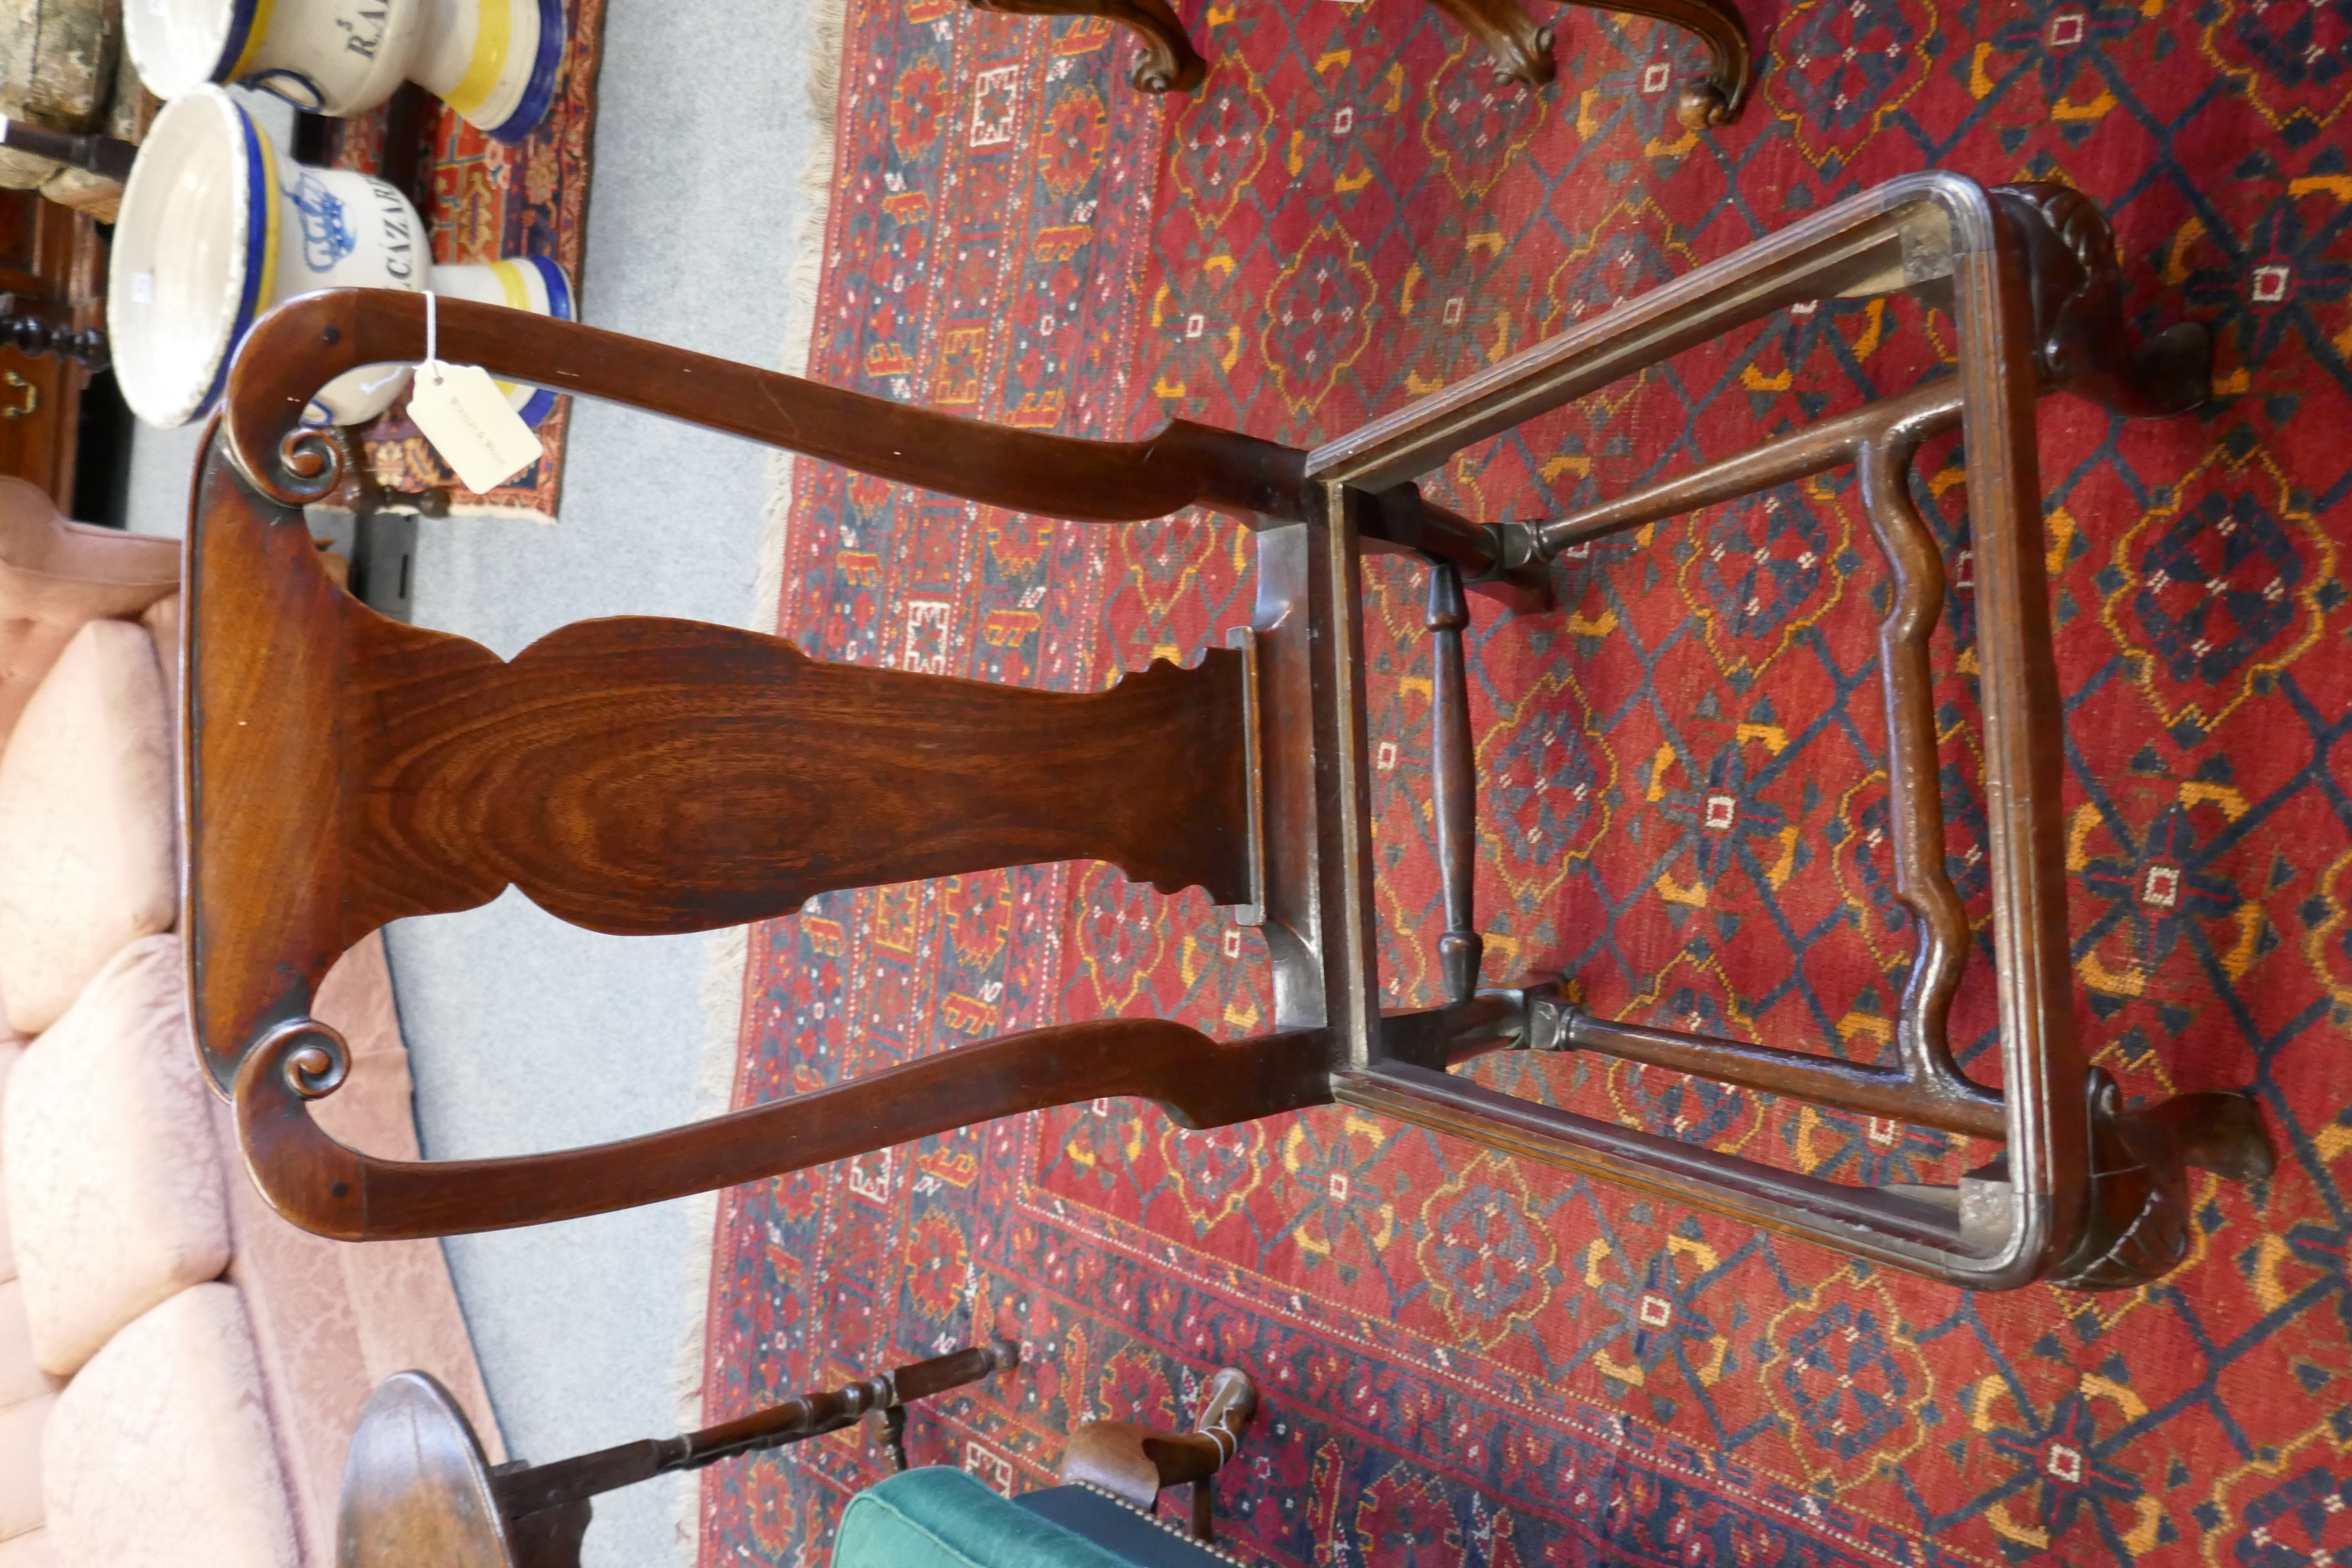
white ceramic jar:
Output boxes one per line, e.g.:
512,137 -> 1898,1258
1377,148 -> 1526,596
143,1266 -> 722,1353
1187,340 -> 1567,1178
124,0 -> 564,143
109,86 -> 574,430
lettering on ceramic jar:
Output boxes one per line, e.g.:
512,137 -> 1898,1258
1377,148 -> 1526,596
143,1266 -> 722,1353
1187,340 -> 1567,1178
366,179 -> 416,280
337,4 -> 391,59
291,172 -> 357,272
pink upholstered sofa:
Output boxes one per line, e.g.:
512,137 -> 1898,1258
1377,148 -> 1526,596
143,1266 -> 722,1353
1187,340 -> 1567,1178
0,479 -> 502,1567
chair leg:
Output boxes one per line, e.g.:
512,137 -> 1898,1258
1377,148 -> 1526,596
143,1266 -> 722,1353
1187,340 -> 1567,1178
1421,0 -> 1752,125
1423,0 -> 1557,86
505,1499 -> 592,1568
965,0 -> 1208,92
2052,1079 -> 2278,1290
1060,1367 -> 1257,1542
486,1344 -> 1020,1529
1993,181 -> 2215,419
2142,1090 -> 2277,1185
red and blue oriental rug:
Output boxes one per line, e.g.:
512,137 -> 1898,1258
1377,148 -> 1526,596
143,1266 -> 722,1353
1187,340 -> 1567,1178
698,0 -> 2352,1561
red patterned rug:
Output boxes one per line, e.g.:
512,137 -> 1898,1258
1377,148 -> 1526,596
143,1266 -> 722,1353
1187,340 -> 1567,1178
318,0 -> 606,521
698,0 -> 2352,1560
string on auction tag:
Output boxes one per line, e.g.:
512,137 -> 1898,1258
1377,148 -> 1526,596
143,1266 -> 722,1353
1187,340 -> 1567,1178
406,290 -> 547,495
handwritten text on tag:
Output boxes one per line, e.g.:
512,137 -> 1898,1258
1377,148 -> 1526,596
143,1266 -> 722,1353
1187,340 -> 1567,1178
407,361 -> 543,494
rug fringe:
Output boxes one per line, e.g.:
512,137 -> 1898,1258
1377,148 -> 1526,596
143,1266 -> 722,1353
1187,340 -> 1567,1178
666,919 -> 751,1427
439,501 -> 557,525
753,0 -> 848,635
655,919 -> 750,1561
669,0 -> 848,1553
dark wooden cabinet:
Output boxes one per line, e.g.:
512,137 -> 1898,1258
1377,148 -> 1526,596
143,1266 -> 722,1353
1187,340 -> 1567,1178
0,189 -> 102,513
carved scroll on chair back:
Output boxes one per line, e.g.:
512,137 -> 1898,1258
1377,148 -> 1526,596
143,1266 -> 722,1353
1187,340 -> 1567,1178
186,172 -> 2269,1293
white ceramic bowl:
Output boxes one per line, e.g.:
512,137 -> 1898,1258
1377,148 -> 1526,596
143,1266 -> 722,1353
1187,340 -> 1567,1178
120,0 -> 253,101
108,87 -> 275,429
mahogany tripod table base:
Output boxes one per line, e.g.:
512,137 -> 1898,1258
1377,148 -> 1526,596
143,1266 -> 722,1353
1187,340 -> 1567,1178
190,172 -> 2268,1296
338,1344 -> 1016,1568
975,0 -> 1752,123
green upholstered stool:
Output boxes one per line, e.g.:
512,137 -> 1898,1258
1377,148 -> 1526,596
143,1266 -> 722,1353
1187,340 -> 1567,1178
834,1367 -> 1258,1567
836,1469 -> 1242,1568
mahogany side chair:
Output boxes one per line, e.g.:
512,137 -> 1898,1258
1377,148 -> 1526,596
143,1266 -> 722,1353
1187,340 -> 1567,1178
185,172 -> 2269,1294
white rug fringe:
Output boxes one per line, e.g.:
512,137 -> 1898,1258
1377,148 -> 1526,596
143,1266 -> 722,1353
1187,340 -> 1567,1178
666,0 -> 847,1553
754,0 -> 847,635
665,920 -> 751,1424
441,501 -> 558,525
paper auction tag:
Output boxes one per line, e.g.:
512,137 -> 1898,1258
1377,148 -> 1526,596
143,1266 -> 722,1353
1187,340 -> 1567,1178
407,361 -> 543,494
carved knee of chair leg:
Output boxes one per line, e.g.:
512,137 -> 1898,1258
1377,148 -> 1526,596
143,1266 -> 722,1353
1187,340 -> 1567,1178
2147,1089 -> 2278,1185
2052,1075 -> 2278,1291
1991,181 -> 2213,419
1059,1368 -> 1257,1541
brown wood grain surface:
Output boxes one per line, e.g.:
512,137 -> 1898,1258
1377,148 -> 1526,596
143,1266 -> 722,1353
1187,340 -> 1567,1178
184,442 -> 1256,1094
238,1017 -> 1335,1240
334,618 -> 1256,937
226,290 -> 1308,524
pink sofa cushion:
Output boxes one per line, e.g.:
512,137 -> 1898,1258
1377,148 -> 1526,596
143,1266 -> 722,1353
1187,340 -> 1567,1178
140,594 -> 181,739
0,619 -> 178,1035
0,1282 -> 58,1409
0,1528 -> 49,1566
43,1283 -> 298,1568
3,937 -> 229,1376
0,1274 -> 59,1544
0,478 -> 179,752
0,1390 -> 52,1541
0,1040 -> 20,1286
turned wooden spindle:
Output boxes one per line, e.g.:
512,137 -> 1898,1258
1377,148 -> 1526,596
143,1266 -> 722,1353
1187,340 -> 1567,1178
1423,557 -> 1482,1004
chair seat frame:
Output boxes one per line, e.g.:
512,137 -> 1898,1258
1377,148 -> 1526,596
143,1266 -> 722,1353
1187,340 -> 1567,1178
188,172 -> 2266,1294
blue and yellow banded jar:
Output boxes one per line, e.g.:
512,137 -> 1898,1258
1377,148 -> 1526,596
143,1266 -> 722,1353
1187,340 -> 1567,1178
125,0 -> 565,146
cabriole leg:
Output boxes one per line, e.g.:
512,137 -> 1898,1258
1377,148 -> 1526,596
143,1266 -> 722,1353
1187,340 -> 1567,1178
1994,181 -> 2214,419
966,0 -> 1207,92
